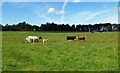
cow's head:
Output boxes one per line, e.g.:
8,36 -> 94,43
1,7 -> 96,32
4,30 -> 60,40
39,37 -> 42,39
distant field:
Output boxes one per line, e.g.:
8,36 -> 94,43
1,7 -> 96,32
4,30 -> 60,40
2,31 -> 118,71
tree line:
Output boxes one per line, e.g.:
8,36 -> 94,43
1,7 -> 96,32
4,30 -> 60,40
0,21 -> 119,32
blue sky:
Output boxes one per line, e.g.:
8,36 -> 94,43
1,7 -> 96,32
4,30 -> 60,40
2,2 -> 118,25
2,0 -> 120,2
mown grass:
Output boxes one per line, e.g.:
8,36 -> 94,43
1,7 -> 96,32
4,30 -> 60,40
2,31 -> 118,71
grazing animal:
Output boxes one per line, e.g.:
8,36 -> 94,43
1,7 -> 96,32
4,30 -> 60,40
25,37 -> 31,42
91,31 -> 94,33
28,36 -> 39,42
39,37 -> 42,39
43,38 -> 48,43
39,37 -> 42,41
99,31 -> 102,33
66,36 -> 76,40
26,36 -> 40,42
76,36 -> 86,40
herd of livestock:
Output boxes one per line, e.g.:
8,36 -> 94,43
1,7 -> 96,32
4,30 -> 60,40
25,35 -> 86,43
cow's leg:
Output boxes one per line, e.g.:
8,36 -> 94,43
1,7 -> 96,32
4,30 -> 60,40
67,38 -> 68,40
28,39 -> 30,42
33,39 -> 35,43
29,39 -> 32,42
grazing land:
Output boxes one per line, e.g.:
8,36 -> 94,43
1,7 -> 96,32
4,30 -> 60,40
2,31 -> 118,71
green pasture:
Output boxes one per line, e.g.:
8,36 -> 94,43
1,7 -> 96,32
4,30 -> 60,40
2,31 -> 118,71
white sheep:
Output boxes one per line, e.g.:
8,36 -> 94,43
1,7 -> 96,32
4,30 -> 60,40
43,38 -> 48,43
26,36 -> 39,42
25,37 -> 31,42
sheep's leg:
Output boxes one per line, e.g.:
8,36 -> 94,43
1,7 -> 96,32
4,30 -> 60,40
28,39 -> 31,42
33,39 -> 35,43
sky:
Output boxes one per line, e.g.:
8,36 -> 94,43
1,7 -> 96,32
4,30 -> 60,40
2,0 -> 120,2
2,2 -> 119,25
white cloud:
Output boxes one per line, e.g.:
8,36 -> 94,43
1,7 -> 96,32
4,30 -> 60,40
47,8 -> 65,15
65,10 -> 112,25
47,0 -> 68,23
84,10 -> 108,22
48,8 -> 56,13
36,12 -> 62,24
61,0 -> 68,23
56,11 -> 64,15
65,11 -> 92,24
73,0 -> 80,3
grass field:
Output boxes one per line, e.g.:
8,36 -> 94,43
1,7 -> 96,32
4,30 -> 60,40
2,31 -> 118,71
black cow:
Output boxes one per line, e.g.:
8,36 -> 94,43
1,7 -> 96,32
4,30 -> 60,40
91,31 -> 94,33
39,37 -> 42,39
66,36 -> 76,40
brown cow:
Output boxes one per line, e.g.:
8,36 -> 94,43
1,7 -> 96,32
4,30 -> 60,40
76,36 -> 86,40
